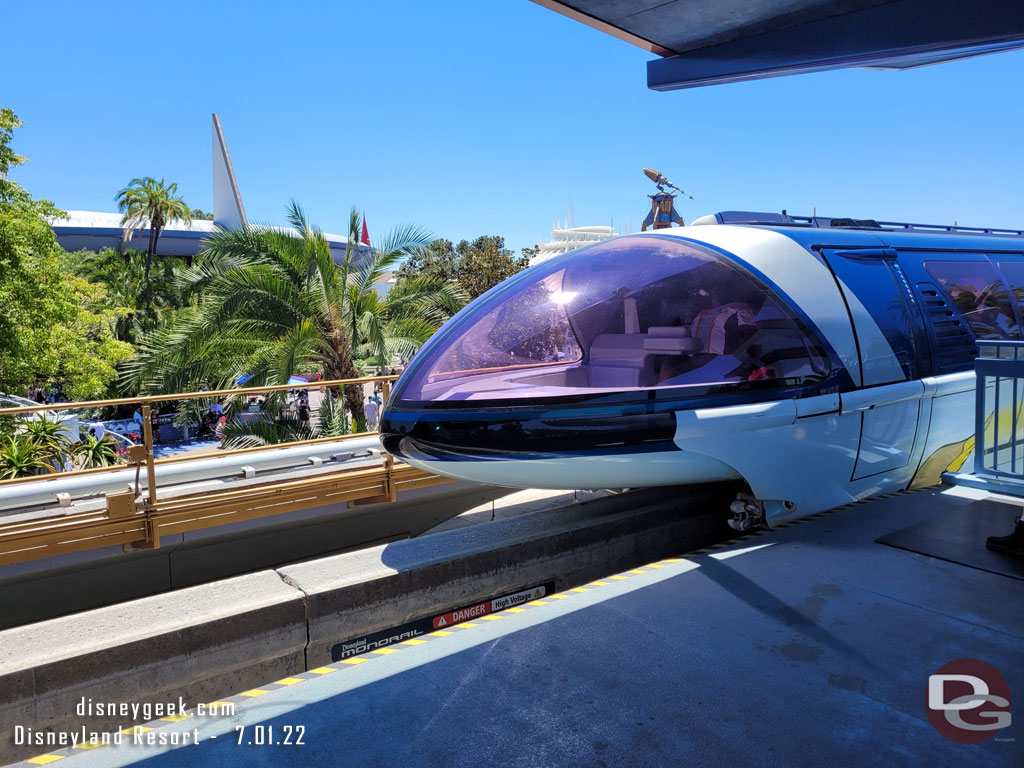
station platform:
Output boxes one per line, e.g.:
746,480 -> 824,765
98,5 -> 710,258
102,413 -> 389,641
8,486 -> 1023,767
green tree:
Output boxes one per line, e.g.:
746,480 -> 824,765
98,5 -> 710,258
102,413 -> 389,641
456,235 -> 530,300
396,238 -> 460,284
115,177 -> 191,308
0,414 -> 74,478
0,109 -> 134,399
0,108 -> 26,205
397,234 -> 530,302
124,202 -> 464,424
72,247 -> 186,343
190,208 -> 214,221
222,389 -> 351,448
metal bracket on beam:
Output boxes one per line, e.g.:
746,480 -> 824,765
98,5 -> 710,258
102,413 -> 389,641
106,491 -> 136,518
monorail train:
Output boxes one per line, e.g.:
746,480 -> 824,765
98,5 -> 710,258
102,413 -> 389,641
380,211 -> 1022,529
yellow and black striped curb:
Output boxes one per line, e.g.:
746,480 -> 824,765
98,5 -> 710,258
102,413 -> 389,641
12,497 -> 868,767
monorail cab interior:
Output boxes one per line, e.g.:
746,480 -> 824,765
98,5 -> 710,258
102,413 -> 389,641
398,237 -> 831,404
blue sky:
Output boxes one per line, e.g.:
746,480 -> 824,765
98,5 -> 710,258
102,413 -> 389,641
5,0 -> 1024,253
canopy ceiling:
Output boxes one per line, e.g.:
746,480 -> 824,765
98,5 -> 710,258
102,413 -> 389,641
531,0 -> 1024,90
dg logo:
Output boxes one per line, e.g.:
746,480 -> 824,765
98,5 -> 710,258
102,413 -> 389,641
927,658 -> 1012,744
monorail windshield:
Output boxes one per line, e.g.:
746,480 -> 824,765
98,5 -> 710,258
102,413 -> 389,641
396,236 -> 830,403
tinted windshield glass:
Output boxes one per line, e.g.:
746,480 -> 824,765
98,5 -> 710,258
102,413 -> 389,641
397,236 -> 829,402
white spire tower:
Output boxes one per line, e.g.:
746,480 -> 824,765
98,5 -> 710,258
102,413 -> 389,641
212,114 -> 248,230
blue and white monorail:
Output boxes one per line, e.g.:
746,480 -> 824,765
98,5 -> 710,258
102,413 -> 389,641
381,212 -> 1020,528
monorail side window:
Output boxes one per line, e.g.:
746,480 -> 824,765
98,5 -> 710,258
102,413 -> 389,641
993,260 -> 1024,321
923,261 -> 1020,341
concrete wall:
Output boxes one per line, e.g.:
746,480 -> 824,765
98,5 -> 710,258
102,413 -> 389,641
0,483 -> 735,764
0,482 -> 509,629
0,572 -> 306,764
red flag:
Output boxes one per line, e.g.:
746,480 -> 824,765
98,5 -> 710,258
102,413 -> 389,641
361,217 -> 370,246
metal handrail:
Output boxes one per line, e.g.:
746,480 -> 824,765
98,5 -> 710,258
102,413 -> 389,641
0,463 -> 449,566
0,430 -> 380,489
974,341 -> 1024,479
0,372 -> 448,565
0,374 -> 398,416
0,374 -> 396,488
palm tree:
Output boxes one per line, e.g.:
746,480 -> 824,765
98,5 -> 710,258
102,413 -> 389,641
221,389 -> 351,449
115,177 -> 191,309
124,202 -> 465,425
74,248 -> 185,343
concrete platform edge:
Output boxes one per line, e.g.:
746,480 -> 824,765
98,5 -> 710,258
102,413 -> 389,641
0,484 -> 733,764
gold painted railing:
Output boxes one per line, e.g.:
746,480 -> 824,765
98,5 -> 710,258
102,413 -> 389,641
0,375 -> 449,565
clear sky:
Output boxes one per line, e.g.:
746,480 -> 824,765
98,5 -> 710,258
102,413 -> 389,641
5,0 -> 1024,254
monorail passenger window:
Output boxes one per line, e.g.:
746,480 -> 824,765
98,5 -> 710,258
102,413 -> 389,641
399,236 -> 831,402
993,260 -> 1024,317
824,255 -> 918,383
923,261 -> 1020,340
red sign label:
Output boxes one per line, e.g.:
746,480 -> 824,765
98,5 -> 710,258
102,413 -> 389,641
433,601 -> 490,629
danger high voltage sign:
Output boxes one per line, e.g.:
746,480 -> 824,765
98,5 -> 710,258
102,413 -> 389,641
432,585 -> 547,628
331,583 -> 552,661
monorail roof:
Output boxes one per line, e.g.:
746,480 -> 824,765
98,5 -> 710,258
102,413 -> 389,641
725,223 -> 1024,254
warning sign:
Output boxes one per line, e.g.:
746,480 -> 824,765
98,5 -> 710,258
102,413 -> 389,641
331,582 -> 554,662
431,585 -> 548,628
491,585 -> 546,612
433,601 -> 490,629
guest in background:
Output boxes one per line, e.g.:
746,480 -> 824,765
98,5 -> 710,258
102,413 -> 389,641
364,397 -> 380,432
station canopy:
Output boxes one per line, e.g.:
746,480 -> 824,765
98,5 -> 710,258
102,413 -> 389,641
531,0 -> 1024,90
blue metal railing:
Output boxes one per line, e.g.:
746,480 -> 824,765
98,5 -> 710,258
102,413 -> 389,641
974,341 -> 1024,480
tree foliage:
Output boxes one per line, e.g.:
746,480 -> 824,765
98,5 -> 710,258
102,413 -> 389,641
71,434 -> 121,468
0,109 -> 134,400
72,247 -> 187,343
222,389 -> 351,449
0,415 -> 123,478
456,235 -> 530,300
397,234 -> 529,302
123,202 -> 464,423
396,238 -> 461,284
